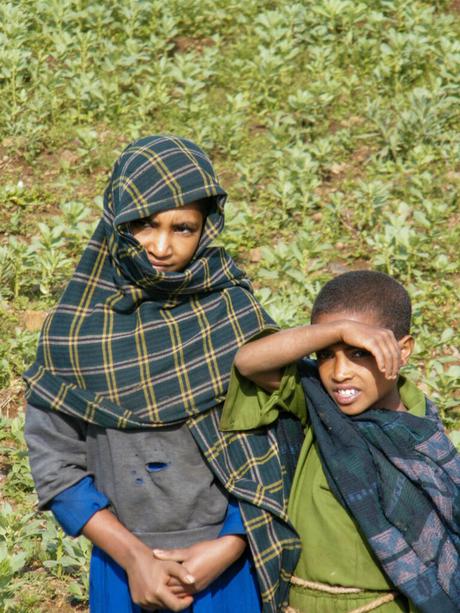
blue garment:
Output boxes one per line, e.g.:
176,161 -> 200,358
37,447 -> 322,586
50,476 -> 110,536
50,478 -> 261,612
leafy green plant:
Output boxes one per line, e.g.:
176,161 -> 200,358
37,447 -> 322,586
1,0 -> 459,608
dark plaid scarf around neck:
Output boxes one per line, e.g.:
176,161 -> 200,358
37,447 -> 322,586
298,359 -> 460,613
23,135 -> 301,612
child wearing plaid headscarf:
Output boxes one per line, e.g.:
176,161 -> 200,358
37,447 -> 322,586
24,136 -> 302,613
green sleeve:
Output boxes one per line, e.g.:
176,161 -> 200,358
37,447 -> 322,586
220,362 -> 307,431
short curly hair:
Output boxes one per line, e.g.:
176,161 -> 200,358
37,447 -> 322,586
311,270 -> 411,339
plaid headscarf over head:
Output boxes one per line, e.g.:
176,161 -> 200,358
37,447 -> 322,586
24,135 -> 301,612
24,134 -> 275,426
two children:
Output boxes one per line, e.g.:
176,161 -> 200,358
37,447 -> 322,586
222,270 -> 460,612
24,134 -> 459,613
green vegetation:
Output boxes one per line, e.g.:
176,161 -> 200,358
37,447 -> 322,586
1,0 -> 459,609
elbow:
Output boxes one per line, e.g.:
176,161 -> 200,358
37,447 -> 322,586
234,348 -> 253,377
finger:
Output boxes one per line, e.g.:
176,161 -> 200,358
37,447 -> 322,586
141,576 -> 194,611
370,332 -> 399,379
142,587 -> 194,612
170,584 -> 193,597
152,597 -> 194,612
166,562 -> 196,586
381,331 -> 401,378
391,343 -> 402,378
167,577 -> 191,594
157,589 -> 194,612
378,342 -> 397,379
367,337 -> 387,375
153,548 -> 187,563
167,576 -> 194,595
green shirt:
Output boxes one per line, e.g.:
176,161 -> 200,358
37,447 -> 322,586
221,364 -> 425,613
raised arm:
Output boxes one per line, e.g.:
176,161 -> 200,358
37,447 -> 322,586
235,320 -> 402,392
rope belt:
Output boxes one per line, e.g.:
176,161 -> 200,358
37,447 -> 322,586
290,576 -> 364,594
286,575 -> 398,613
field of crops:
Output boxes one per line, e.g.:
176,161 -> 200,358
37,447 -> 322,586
1,1 -> 459,610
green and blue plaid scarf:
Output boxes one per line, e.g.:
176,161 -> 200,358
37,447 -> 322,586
24,135 -> 300,612
299,359 -> 460,613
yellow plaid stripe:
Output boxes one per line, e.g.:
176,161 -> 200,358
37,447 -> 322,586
137,147 -> 184,207
170,135 -> 214,198
134,307 -> 159,421
102,300 -> 118,404
159,308 -> 197,415
221,288 -> 246,346
52,381 -> 69,413
42,309 -> 55,369
118,177 -> 150,214
190,296 -> 223,397
68,244 -> 107,388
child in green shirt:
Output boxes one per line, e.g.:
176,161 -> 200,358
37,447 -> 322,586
221,270 -> 460,613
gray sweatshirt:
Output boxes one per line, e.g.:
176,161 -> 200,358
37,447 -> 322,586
25,405 -> 228,548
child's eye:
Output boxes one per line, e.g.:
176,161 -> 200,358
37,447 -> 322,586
351,348 -> 372,359
174,223 -> 196,234
131,218 -> 152,230
316,349 -> 333,361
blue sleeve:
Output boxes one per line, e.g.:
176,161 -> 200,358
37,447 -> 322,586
49,476 -> 110,537
218,496 -> 246,536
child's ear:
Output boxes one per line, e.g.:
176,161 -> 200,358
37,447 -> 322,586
399,335 -> 414,366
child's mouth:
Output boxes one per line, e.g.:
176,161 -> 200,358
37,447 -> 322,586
333,387 -> 360,405
148,258 -> 173,271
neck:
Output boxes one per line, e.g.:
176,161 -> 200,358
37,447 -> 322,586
377,386 -> 407,412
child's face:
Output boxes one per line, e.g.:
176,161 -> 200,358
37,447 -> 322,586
314,310 -> 410,416
131,203 -> 205,272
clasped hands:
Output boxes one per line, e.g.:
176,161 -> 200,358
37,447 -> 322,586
127,534 -> 246,611
155,534 -> 246,596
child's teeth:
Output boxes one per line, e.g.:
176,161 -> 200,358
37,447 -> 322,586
338,388 -> 357,397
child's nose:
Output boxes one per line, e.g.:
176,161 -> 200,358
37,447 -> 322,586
332,354 -> 352,381
149,231 -> 172,257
